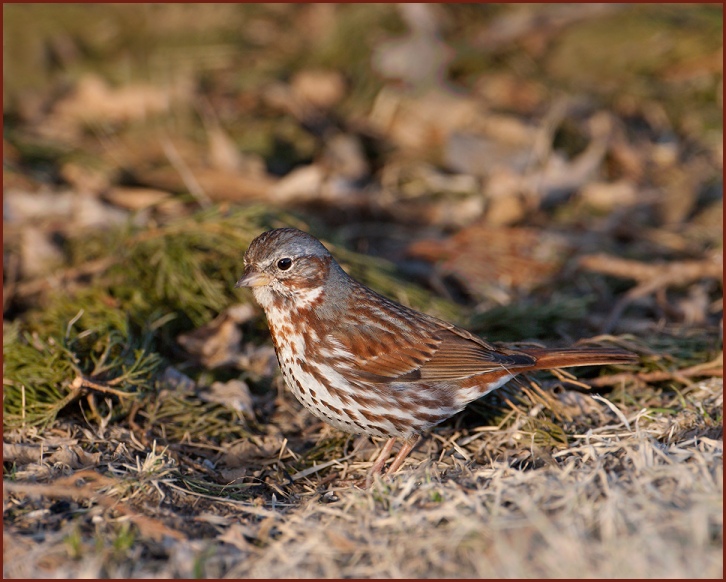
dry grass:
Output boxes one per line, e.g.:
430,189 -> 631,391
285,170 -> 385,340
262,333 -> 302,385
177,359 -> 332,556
3,374 -> 722,578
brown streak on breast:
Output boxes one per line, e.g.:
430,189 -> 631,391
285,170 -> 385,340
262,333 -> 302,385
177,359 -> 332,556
416,393 -> 455,410
413,411 -> 445,424
349,392 -> 376,408
297,357 -> 315,376
268,327 -> 280,349
383,414 -> 413,433
360,409 -> 385,423
302,324 -> 322,355
341,406 -> 358,420
367,424 -> 388,435
294,377 -> 307,395
322,401 -> 343,416
328,385 -> 352,406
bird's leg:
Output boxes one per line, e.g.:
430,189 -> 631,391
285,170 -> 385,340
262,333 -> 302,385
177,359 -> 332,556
384,435 -> 420,476
368,437 -> 397,478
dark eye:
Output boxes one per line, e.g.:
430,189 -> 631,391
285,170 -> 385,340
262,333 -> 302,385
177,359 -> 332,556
277,258 -> 293,271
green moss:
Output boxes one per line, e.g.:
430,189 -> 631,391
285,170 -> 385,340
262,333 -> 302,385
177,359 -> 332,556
6,204 -> 456,432
3,298 -> 162,429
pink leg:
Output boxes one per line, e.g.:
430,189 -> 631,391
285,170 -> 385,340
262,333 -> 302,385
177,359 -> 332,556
384,435 -> 420,475
366,437 -> 397,486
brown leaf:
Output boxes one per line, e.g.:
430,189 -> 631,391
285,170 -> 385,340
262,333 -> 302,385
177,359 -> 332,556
199,380 -> 255,419
2,442 -> 42,465
46,445 -> 101,469
408,225 -> 572,300
221,436 -> 284,467
177,304 -> 257,369
291,69 -> 346,110
102,187 -> 173,211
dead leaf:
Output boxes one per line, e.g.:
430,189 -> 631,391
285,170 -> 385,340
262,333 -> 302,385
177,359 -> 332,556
47,445 -> 101,469
177,304 -> 258,369
102,187 -> 174,211
473,72 -> 546,114
271,165 -> 324,204
2,442 -> 42,465
579,180 -> 638,212
408,225 -> 572,301
138,164 -> 275,203
218,523 -> 255,550
60,160 -> 114,195
199,380 -> 255,420
157,366 -> 197,393
221,436 -> 283,467
42,73 -> 191,139
321,133 -> 369,181
325,529 -> 358,552
368,88 -> 481,152
19,226 -> 64,279
291,69 -> 346,110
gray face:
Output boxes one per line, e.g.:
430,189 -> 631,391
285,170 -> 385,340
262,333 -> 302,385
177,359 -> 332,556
236,228 -> 346,309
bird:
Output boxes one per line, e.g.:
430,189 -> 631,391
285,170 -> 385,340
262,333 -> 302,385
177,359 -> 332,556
235,227 -> 636,480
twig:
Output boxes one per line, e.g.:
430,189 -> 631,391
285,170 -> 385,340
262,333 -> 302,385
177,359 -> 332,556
290,451 -> 358,481
3,469 -> 186,541
161,136 -> 212,208
591,394 -> 631,430
12,257 -> 117,302
165,481 -> 282,518
70,376 -> 138,398
585,354 -> 723,388
579,253 -> 723,283
578,253 -> 722,332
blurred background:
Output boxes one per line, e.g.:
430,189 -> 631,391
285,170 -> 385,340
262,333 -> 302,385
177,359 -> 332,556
4,3 -> 722,328
3,5 -> 723,578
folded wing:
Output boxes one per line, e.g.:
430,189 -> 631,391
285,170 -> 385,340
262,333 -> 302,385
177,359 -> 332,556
331,313 -> 536,384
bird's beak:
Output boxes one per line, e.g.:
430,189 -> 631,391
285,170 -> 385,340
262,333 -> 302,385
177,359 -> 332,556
235,267 -> 272,288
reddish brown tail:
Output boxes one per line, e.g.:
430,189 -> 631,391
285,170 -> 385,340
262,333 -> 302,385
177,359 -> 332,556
523,347 -> 637,371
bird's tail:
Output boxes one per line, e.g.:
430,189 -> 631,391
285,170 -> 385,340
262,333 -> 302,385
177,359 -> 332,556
523,347 -> 637,370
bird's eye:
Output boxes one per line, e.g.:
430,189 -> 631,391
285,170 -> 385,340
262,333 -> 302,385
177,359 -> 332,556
277,258 -> 293,271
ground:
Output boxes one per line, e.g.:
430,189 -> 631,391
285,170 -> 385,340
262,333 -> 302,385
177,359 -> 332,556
3,4 -> 723,578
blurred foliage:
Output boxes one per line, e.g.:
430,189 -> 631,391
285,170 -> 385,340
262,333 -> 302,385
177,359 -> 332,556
469,294 -> 595,342
4,4 -> 721,131
3,314 -> 161,428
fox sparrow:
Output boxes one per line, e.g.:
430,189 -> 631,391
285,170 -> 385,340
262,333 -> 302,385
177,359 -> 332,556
236,228 -> 636,479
